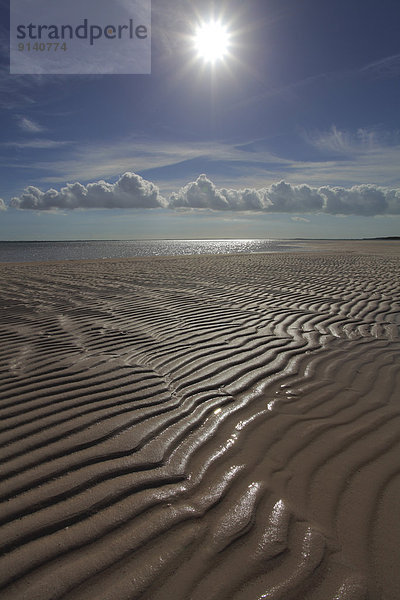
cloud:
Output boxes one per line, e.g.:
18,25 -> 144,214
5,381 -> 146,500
360,53 -> 400,80
170,175 -> 400,216
18,117 -> 45,133
263,181 -> 323,212
169,174 -> 227,210
0,198 -> 6,211
3,139 -> 73,149
169,174 -> 271,210
291,216 -> 310,223
10,172 -> 167,210
37,136 -> 285,186
8,172 -> 400,215
304,125 -> 386,157
0,65 -> 36,109
14,137 -> 240,185
320,184 -> 400,216
5,126 -> 400,193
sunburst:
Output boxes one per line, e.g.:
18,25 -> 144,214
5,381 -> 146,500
193,20 -> 231,63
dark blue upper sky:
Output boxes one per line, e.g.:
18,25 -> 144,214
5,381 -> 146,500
1,0 -> 400,239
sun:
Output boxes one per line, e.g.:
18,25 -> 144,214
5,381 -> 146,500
193,20 -> 231,63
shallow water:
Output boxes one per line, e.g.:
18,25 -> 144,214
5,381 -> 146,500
0,239 -> 301,263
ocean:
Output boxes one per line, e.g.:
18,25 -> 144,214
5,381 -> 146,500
0,239 -> 303,263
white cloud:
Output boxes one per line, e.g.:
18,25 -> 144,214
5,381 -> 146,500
18,117 -> 44,133
360,53 -> 400,79
169,174 -> 229,210
264,181 -> 323,212
0,65 -> 45,109
10,172 -> 167,210
6,134 -> 288,188
169,175 -> 400,216
320,184 -> 400,216
291,216 -> 310,223
3,139 -> 73,149
6,127 -> 400,193
0,198 -> 6,211
8,172 -> 400,216
169,174 -> 272,211
305,125 -> 395,157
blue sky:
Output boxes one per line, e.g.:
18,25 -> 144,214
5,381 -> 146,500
1,0 -> 400,239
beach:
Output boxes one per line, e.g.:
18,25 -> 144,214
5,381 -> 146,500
0,240 -> 399,599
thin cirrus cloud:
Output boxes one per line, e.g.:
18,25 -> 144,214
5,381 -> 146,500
8,172 -> 400,216
304,125 -> 398,157
360,53 -> 400,79
4,139 -> 74,149
18,117 -> 45,133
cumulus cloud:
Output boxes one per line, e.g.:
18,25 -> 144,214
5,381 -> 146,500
169,174 -> 271,211
8,172 -> 400,216
264,181 -> 323,212
10,172 -> 167,210
170,175 -> 400,216
169,174 -> 231,210
320,184 -> 387,216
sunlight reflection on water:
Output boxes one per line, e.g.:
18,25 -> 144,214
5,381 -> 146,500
0,239 -> 301,263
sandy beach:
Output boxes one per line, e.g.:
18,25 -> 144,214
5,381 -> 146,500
0,240 -> 399,600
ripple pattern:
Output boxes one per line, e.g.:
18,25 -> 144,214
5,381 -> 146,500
0,250 -> 399,599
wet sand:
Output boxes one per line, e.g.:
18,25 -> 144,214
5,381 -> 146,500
0,241 -> 399,599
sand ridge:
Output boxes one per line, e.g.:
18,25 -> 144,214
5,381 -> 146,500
0,245 -> 399,599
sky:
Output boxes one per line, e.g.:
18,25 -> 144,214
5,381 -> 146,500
1,0 -> 400,240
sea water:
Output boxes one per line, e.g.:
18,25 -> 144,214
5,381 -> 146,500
0,239 -> 301,263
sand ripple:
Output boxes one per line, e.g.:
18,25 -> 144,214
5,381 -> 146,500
0,248 -> 399,599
